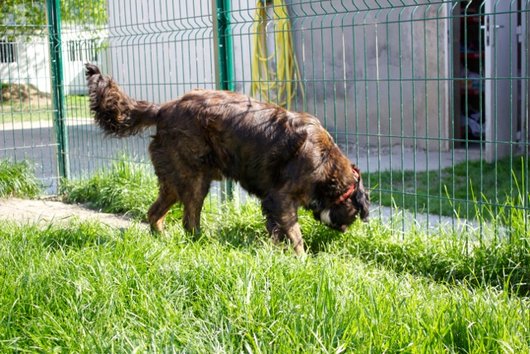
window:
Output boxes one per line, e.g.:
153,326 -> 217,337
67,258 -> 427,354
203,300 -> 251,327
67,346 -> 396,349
66,39 -> 99,62
0,40 -> 16,63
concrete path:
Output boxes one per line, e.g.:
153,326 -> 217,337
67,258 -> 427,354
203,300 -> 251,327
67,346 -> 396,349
352,146 -> 483,172
0,197 -> 144,230
0,196 -> 483,239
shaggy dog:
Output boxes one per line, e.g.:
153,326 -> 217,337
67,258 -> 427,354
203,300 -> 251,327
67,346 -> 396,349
85,64 -> 369,255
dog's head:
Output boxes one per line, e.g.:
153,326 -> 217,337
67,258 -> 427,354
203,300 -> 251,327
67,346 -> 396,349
313,166 -> 370,232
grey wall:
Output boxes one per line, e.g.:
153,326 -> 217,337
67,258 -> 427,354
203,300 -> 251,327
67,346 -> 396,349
230,0 -> 452,150
106,0 -> 216,103
106,0 -> 452,150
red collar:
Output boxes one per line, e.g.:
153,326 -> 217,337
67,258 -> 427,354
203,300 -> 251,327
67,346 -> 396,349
335,167 -> 360,204
335,183 -> 356,204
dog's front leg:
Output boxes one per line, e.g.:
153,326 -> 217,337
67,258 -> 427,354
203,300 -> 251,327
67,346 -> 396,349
284,222 -> 304,256
262,195 -> 305,256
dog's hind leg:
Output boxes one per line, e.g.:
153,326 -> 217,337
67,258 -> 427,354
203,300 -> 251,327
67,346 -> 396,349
148,183 -> 178,233
180,175 -> 211,236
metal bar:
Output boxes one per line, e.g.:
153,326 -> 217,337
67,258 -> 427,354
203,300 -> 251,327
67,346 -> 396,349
46,0 -> 69,180
214,0 -> 235,200
215,0 -> 235,91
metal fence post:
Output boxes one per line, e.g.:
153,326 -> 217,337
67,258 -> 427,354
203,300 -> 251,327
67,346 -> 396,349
215,0 -> 235,92
46,0 -> 70,180
213,0 -> 234,200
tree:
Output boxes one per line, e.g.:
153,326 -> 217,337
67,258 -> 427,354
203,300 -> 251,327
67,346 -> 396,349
1,0 -> 107,35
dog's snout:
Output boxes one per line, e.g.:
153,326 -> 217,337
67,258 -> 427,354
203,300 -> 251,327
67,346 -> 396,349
360,208 -> 369,222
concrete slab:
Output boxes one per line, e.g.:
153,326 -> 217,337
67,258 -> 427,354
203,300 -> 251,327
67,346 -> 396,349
350,146 -> 483,172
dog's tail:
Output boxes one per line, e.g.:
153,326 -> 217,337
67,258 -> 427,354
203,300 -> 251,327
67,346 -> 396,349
85,63 -> 160,137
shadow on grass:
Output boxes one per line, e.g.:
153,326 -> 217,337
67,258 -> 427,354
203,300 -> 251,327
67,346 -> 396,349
207,208 -> 529,296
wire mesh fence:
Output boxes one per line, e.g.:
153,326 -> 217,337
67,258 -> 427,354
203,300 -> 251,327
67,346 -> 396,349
1,0 -> 529,235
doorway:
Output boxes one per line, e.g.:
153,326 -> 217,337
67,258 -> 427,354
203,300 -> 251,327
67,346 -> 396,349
455,0 -> 527,162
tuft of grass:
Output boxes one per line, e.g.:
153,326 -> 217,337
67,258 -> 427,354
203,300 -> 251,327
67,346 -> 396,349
60,159 -> 160,220
367,156 -> 529,220
0,159 -> 42,198
0,220 -> 528,352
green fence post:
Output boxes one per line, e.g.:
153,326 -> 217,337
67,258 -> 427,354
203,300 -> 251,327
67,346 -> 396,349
214,0 -> 234,200
215,0 -> 235,92
46,0 -> 70,181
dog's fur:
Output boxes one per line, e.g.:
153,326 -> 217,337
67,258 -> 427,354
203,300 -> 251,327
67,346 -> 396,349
85,64 -> 369,255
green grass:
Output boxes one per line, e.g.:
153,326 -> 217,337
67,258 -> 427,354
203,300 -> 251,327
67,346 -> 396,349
0,220 -> 528,352
59,159 -> 530,294
0,158 -> 528,351
0,159 -> 41,198
367,156 -> 529,220
0,95 -> 91,123
61,159 -> 160,220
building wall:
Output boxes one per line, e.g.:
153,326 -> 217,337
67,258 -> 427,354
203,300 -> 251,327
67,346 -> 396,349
0,37 -> 51,94
104,0 -> 451,150
106,0 -> 216,103
0,29 -> 104,95
229,0 -> 451,150
61,28 -> 108,95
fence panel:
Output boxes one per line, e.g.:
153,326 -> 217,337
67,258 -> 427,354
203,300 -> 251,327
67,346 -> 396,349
1,0 -> 528,236
226,0 -> 529,234
1,2 -> 59,192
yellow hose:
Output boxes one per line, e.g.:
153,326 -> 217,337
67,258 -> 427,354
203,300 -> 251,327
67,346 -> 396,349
250,0 -> 304,109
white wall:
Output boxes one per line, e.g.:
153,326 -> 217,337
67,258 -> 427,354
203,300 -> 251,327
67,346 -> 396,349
229,0 -> 451,149
106,0 -> 216,103
0,28 -> 105,95
0,37 -> 51,94
61,27 -> 108,95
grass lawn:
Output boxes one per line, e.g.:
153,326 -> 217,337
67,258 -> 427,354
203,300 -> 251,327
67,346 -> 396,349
1,160 -> 529,352
0,95 -> 91,123
1,218 -> 529,352
367,156 -> 529,220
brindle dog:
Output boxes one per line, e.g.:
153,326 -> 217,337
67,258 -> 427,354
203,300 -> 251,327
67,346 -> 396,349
85,64 -> 369,255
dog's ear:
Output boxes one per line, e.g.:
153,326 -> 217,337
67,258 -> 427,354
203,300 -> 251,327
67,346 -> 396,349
351,164 -> 362,180
351,164 -> 370,220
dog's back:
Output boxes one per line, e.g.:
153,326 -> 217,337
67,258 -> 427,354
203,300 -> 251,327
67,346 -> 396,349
154,89 -> 340,198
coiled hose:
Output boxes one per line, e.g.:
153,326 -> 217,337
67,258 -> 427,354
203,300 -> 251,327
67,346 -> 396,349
251,0 -> 304,109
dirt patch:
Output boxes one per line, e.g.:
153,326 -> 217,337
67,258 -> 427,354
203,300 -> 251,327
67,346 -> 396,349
0,197 -> 146,230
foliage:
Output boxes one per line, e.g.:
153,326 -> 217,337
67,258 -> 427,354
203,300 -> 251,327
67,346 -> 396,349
0,94 -> 91,123
1,0 -> 107,35
60,158 -> 530,294
61,159 -> 160,220
0,157 -> 528,350
0,159 -> 41,198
